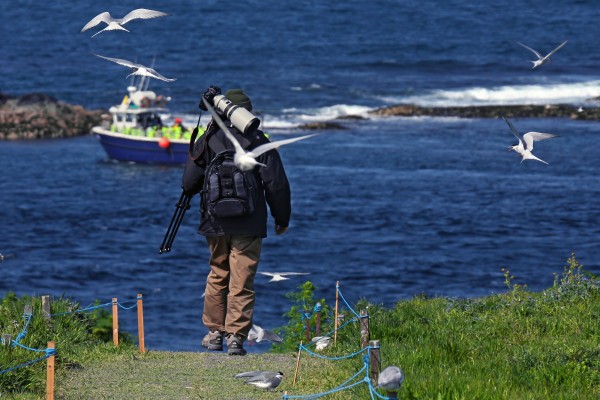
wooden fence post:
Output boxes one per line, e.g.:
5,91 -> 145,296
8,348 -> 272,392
41,295 -> 51,320
112,298 -> 119,347
293,341 -> 303,386
360,309 -> 369,348
369,340 -> 381,384
46,341 -> 55,400
137,293 -> 145,353
315,302 -> 322,337
304,310 -> 311,342
334,281 -> 339,345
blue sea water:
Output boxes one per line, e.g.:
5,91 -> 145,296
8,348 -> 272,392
1,0 -> 599,351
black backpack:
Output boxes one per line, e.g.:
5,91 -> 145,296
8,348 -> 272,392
201,150 -> 258,218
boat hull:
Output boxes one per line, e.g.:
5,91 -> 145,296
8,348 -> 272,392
93,127 -> 189,165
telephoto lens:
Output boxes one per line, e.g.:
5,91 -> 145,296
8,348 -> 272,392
212,95 -> 260,134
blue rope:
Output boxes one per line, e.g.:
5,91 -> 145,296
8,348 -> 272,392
50,301 -> 113,317
283,364 -> 368,399
50,297 -> 138,316
304,316 -> 359,350
117,300 -> 138,310
300,343 -> 368,361
12,341 -> 48,353
14,311 -> 33,343
0,347 -> 56,376
0,355 -> 49,375
367,379 -> 391,400
337,287 -> 361,318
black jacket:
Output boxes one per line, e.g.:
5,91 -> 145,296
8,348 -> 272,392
182,121 -> 291,237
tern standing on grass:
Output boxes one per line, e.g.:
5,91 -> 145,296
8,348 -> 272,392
182,86 -> 292,356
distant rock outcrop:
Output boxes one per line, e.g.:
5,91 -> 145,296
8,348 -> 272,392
368,103 -> 600,120
0,93 -> 104,140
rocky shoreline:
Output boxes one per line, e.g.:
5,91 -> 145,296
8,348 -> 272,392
299,102 -> 600,130
368,103 -> 600,120
2,92 -> 598,139
0,93 -> 104,140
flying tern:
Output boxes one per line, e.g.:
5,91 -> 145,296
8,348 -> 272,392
248,324 -> 283,343
81,9 -> 168,37
202,98 -> 317,171
503,116 -> 558,164
94,54 -> 176,82
0,253 -> 15,263
258,271 -> 310,282
377,366 -> 405,391
517,40 -> 568,69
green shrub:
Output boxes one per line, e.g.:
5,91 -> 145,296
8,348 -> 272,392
0,294 -> 135,396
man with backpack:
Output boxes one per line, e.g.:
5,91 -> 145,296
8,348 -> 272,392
182,86 -> 291,356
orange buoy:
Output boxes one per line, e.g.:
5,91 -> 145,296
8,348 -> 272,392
158,137 -> 170,149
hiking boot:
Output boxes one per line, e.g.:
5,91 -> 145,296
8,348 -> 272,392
226,334 -> 247,356
201,330 -> 224,351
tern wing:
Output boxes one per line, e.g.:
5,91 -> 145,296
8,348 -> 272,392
94,54 -> 141,69
276,272 -> 310,276
517,42 -> 543,59
522,131 -> 558,151
248,134 -> 318,158
202,98 -> 245,154
246,372 -> 278,383
544,40 -> 568,59
258,272 -> 277,277
257,328 -> 283,343
121,8 -> 168,25
81,12 -> 113,32
235,371 -> 263,379
502,116 -> 523,143
146,67 -> 176,82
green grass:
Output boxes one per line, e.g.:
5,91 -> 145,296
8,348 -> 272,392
1,255 -> 599,399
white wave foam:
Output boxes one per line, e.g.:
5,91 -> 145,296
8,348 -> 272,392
382,80 -> 600,107
283,104 -> 373,121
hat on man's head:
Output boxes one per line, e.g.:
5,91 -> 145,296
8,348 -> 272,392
225,89 -> 253,111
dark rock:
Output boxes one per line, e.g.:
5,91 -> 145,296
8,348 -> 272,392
368,103 -> 600,120
297,121 -> 347,130
0,93 -> 14,106
0,92 -> 104,140
17,93 -> 58,106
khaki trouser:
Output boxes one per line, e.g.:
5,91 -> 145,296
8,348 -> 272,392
203,235 -> 262,338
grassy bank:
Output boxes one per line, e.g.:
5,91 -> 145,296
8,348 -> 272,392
1,255 -> 599,399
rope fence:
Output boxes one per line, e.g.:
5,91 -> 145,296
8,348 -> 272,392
285,281 -> 401,400
0,293 -> 146,399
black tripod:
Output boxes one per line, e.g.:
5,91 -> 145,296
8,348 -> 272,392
159,191 -> 192,253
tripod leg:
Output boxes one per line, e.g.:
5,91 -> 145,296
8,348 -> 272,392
159,191 -> 186,253
164,194 -> 191,252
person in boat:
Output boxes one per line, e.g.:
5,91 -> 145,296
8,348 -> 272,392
172,118 -> 186,139
182,87 -> 291,356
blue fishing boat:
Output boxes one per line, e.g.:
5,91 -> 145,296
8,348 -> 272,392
93,85 -> 196,165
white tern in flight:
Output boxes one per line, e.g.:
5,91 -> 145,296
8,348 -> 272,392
503,116 -> 558,164
202,98 -> 317,171
248,324 -> 283,343
94,54 -> 176,82
258,271 -> 310,282
81,9 -> 168,37
517,40 -> 568,69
